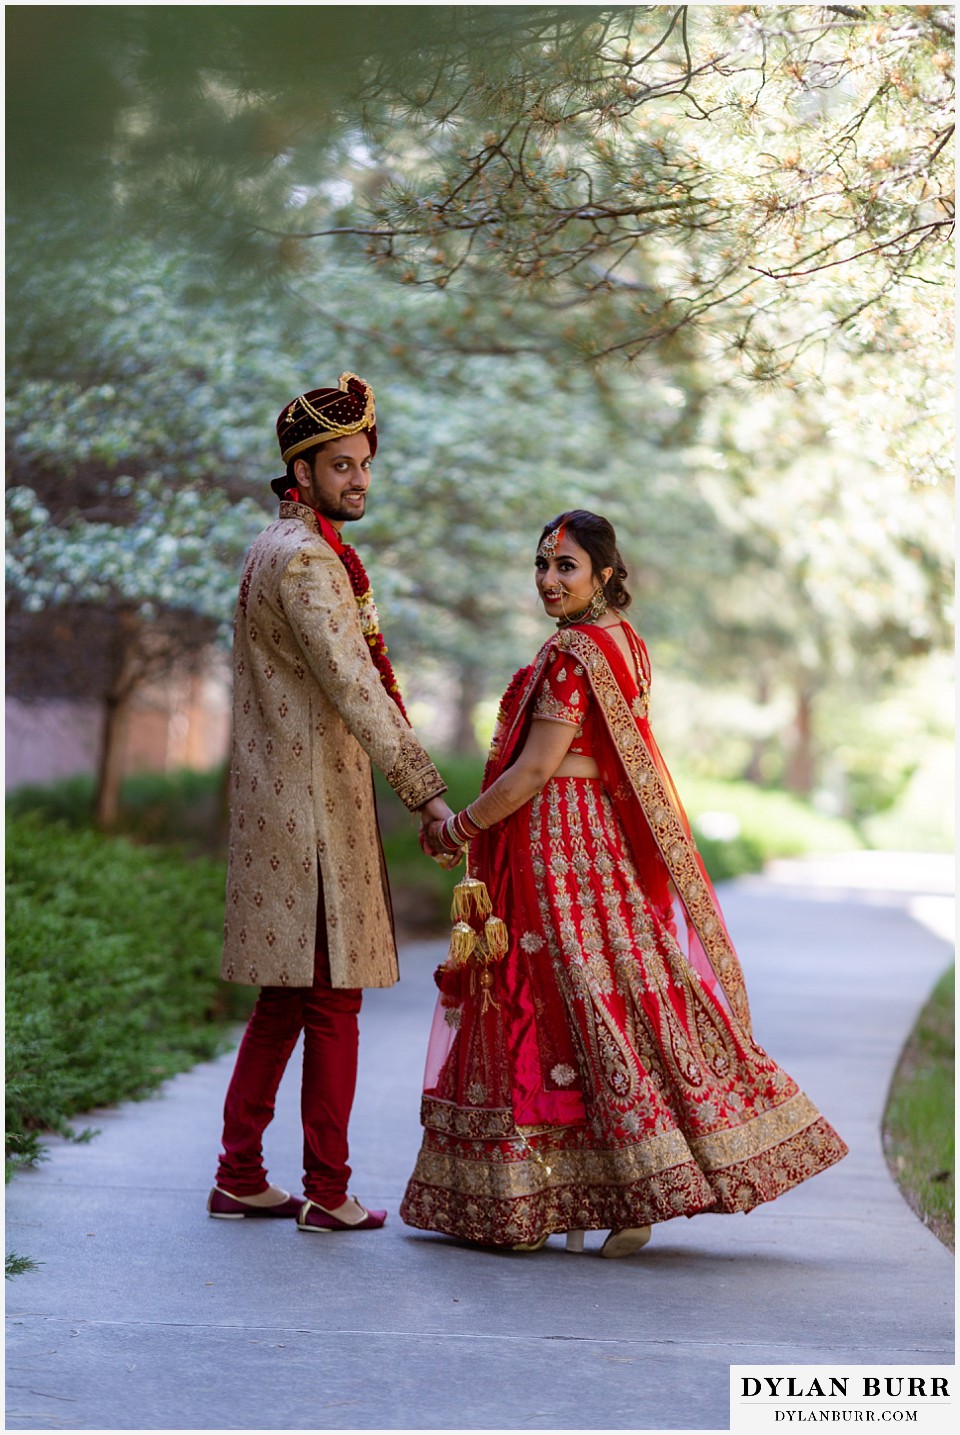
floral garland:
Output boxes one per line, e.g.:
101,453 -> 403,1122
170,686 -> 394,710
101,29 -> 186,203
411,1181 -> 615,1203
282,488 -> 409,722
337,541 -> 409,722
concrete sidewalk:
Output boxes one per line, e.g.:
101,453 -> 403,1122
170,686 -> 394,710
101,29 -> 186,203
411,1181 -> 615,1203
5,854 -> 954,1431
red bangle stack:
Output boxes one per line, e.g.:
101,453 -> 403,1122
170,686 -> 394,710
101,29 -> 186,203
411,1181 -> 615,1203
437,806 -> 486,853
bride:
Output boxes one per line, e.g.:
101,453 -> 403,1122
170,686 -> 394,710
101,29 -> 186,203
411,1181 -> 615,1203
402,510 -> 847,1255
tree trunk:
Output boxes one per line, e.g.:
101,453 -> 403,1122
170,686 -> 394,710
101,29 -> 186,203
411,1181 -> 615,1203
95,690 -> 132,829
744,740 -> 767,787
744,674 -> 771,785
784,686 -> 817,795
94,610 -> 141,830
452,657 -> 484,757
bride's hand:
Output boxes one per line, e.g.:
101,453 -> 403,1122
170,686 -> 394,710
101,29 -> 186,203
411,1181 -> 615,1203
419,822 -> 463,868
419,820 -> 444,856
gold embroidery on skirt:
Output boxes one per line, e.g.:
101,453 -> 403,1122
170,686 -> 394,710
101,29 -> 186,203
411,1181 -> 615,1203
553,628 -> 752,1034
688,1091 -> 823,1168
410,1127 -> 698,1200
401,1116 -> 847,1244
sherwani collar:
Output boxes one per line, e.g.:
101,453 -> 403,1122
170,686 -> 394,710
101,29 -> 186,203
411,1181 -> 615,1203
279,500 -> 322,538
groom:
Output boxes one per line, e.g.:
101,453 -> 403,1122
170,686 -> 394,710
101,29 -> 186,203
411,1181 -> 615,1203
209,372 -> 451,1232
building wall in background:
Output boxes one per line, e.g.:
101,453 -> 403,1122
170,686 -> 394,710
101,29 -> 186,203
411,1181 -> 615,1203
5,665 -> 232,791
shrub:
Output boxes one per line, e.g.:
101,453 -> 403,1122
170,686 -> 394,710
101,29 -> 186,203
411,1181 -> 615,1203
678,773 -> 861,882
5,811 -> 250,1174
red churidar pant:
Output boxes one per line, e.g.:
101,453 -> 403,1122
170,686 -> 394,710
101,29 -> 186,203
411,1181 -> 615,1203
215,882 -> 363,1206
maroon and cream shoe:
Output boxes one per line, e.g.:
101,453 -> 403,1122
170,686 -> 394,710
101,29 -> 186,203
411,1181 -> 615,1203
207,1184 -> 303,1219
296,1196 -> 387,1232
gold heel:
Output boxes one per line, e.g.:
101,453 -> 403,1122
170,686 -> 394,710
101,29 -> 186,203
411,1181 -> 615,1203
600,1225 -> 652,1259
512,1232 -> 549,1252
565,1230 -> 585,1253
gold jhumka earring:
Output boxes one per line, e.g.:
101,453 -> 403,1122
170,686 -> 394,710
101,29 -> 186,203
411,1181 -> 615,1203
586,585 -> 608,621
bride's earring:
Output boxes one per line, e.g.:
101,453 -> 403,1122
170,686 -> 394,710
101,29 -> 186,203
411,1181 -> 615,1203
587,585 -> 608,621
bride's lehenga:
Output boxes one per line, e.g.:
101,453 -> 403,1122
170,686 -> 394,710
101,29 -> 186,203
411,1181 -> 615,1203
400,623 -> 847,1248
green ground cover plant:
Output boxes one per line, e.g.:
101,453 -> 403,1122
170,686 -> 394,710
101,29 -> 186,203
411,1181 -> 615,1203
883,964 -> 955,1251
5,810 -> 253,1178
6,769 -> 227,851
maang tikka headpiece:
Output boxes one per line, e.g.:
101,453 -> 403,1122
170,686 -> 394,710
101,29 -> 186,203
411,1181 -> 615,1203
538,522 -> 565,560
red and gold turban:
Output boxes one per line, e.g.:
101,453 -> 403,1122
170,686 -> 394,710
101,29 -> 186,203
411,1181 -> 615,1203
276,372 -> 377,464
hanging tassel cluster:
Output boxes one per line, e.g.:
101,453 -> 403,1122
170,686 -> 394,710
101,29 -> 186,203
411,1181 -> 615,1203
450,921 -> 478,965
451,876 -> 492,922
483,915 -> 509,960
443,864 -> 510,1012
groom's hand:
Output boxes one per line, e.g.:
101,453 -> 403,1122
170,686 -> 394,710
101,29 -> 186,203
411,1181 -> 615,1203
419,795 -> 453,829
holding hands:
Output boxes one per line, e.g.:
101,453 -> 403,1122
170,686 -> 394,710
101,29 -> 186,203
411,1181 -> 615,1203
417,795 -> 487,868
418,796 -> 459,867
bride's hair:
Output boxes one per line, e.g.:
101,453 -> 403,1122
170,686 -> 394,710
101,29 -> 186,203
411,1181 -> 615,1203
538,510 -> 632,610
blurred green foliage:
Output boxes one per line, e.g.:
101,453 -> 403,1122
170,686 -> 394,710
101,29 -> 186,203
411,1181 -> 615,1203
679,772 -> 861,875
7,769 -> 229,852
5,4 -> 953,834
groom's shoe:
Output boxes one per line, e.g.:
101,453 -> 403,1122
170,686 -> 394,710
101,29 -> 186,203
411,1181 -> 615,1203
297,1196 -> 387,1232
207,1184 -> 303,1219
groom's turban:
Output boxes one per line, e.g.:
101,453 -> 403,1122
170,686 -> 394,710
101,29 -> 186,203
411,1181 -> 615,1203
276,372 -> 378,464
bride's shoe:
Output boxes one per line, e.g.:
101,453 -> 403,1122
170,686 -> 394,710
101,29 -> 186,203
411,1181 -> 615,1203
600,1225 -> 652,1258
511,1228 -> 590,1253
512,1232 -> 550,1252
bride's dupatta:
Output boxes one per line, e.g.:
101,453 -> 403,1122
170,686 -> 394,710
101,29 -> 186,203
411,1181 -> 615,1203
560,622 -> 751,1032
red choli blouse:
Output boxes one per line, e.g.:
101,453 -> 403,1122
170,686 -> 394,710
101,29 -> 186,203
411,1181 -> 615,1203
531,633 -> 650,755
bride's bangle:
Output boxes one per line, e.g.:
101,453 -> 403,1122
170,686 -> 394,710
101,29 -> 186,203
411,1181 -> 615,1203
450,809 -> 479,845
437,805 -> 488,852
464,801 -> 488,832
437,816 -> 467,853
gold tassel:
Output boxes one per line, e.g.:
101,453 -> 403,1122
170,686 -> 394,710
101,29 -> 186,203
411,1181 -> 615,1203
484,915 -> 509,961
449,921 -> 478,965
478,967 -> 500,1013
451,876 -> 493,922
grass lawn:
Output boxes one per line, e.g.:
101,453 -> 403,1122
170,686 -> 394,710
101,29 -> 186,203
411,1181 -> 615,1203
882,964 -> 955,1250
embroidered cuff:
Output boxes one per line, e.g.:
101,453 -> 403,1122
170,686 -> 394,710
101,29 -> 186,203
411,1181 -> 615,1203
387,732 -> 447,811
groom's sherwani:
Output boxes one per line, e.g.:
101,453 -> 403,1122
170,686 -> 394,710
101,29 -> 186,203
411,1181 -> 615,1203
221,501 -> 444,990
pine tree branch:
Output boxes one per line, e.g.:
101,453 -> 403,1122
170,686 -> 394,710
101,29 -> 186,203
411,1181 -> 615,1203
749,220 -> 954,280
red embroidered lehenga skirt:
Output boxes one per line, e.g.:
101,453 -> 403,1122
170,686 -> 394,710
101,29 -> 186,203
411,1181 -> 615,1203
400,777 -> 847,1247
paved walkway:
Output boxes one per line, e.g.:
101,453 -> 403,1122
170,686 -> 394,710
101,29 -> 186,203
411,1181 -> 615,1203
5,854 -> 954,1431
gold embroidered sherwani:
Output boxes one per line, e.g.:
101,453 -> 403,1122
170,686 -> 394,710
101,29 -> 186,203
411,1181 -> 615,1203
221,502 -> 445,989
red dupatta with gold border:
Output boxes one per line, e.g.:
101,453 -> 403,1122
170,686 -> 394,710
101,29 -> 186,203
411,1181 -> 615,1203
470,620 -> 753,1038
